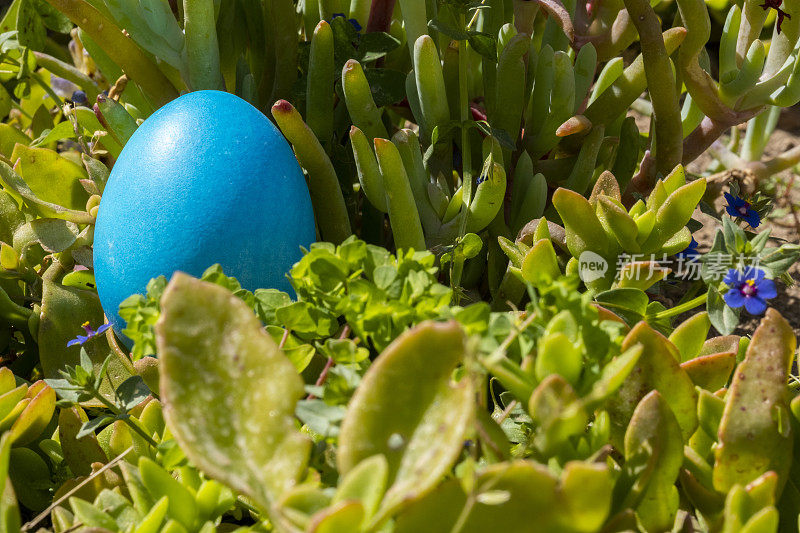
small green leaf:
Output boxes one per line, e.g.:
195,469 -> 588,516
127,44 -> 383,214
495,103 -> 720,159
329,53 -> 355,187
669,312 -> 711,362
309,500 -> 365,533
10,144 -> 88,210
707,284 -> 740,335
594,288 -> 648,326
396,460 -> 612,533
253,289 -> 292,326
0,434 -> 21,533
139,457 -> 198,530
296,399 -> 346,438
468,32 -> 498,61
58,406 -> 107,476
8,381 -> 55,446
76,415 -> 114,439
681,353 -> 735,391
622,391 -> 683,531
115,376 -> 150,411
69,496 -> 118,530
332,454 -> 388,523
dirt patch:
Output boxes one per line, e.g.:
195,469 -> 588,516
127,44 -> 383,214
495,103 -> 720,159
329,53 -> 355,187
635,107 -> 800,338
691,108 -> 800,338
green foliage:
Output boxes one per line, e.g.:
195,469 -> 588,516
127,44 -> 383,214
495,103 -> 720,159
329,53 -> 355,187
1,0 -> 800,530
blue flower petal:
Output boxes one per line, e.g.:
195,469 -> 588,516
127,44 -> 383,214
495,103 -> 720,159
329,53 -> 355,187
757,278 -> 777,299
741,266 -> 760,281
725,204 -> 738,218
96,323 -> 112,335
677,237 -> 699,259
723,268 -> 743,285
744,295 -> 768,315
744,210 -> 761,228
67,334 -> 90,347
724,288 -> 746,309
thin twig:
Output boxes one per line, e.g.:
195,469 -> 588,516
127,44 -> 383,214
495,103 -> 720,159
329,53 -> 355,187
493,399 -> 518,425
278,328 -> 291,350
625,0 -> 683,175
22,447 -> 134,531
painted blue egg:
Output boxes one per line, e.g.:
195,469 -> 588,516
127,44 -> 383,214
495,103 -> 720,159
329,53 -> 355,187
94,90 -> 316,338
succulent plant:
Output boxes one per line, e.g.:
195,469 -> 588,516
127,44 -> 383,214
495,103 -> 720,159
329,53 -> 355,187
0,0 -> 799,531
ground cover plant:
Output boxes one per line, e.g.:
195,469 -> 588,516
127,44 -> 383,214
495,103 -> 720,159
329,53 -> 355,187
1,0 -> 800,531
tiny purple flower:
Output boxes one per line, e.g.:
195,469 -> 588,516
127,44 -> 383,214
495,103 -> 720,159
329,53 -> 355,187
67,321 -> 112,347
724,192 -> 761,228
722,266 -> 777,315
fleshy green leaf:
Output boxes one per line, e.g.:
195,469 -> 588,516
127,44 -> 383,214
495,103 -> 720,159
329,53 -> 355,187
38,279 -> 134,405
156,273 -> 310,514
622,391 -> 683,531
713,309 -> 796,492
607,322 -> 697,443
337,321 -> 474,523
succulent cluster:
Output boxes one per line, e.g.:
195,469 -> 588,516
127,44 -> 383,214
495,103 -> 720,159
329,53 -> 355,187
0,0 -> 800,532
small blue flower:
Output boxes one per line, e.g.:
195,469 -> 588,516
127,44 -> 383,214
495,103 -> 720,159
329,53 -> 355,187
677,236 -> 699,259
67,321 -> 112,347
724,192 -> 761,228
722,266 -> 777,315
331,13 -> 362,32
71,90 -> 88,106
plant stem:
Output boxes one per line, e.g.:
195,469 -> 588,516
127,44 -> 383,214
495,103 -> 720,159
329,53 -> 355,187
651,292 -> 708,320
32,51 -> 101,102
307,325 -> 350,399
366,0 -> 396,33
466,0 -> 489,30
452,17 -> 473,300
682,116 -> 733,165
457,28 -> 472,244
707,139 -> 744,170
622,0 -> 683,176
759,144 -> 800,177
91,388 -> 160,449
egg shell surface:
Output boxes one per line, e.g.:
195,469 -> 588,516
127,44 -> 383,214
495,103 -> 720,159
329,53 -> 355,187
94,90 -> 316,336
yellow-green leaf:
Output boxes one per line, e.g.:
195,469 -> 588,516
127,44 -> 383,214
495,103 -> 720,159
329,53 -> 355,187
156,273 -> 310,513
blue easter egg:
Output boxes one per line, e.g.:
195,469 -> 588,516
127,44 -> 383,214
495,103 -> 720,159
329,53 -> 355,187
94,90 -> 316,338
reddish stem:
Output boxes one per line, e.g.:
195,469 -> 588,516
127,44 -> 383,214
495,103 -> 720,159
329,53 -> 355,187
366,0 -> 396,34
307,324 -> 351,399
